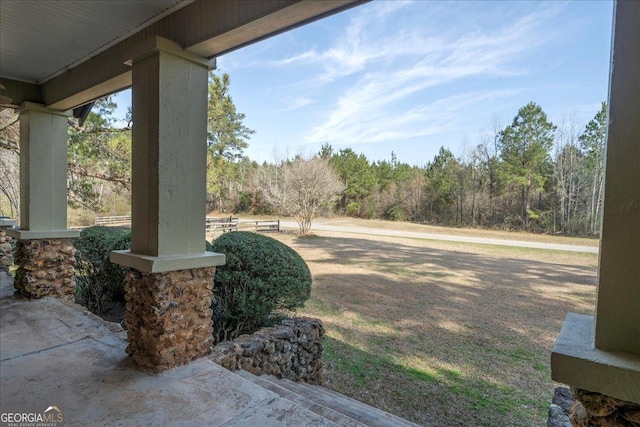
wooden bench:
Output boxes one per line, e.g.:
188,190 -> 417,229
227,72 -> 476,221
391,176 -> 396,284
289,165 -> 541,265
206,216 -> 238,232
255,220 -> 280,233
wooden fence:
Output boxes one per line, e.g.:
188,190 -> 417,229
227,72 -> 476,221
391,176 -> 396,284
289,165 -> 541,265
206,216 -> 239,232
95,215 -> 131,226
94,215 -> 280,234
254,220 -> 280,232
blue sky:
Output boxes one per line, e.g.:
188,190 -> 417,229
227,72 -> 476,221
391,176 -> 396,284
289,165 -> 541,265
114,0 -> 613,166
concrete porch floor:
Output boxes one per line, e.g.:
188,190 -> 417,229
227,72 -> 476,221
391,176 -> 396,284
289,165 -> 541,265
0,271 -> 338,426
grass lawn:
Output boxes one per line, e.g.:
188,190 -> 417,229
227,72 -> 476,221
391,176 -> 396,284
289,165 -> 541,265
270,229 -> 597,426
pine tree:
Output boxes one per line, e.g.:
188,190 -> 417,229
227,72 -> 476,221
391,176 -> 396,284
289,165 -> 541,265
206,72 -> 254,211
498,102 -> 556,229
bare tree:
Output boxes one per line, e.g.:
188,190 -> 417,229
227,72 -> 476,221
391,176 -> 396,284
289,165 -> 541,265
554,113 -> 586,234
261,156 -> 343,235
475,116 -> 503,226
579,102 -> 607,235
0,109 -> 20,218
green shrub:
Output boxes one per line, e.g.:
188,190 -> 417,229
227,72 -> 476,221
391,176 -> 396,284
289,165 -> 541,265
210,231 -> 312,343
75,229 -> 214,317
386,203 -> 407,221
75,226 -> 130,271
74,227 -> 131,314
346,201 -> 361,217
98,233 -> 132,302
233,191 -> 252,213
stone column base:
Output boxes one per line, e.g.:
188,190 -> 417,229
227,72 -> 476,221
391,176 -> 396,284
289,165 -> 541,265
13,238 -> 76,299
570,387 -> 640,426
0,227 -> 13,272
124,266 -> 215,373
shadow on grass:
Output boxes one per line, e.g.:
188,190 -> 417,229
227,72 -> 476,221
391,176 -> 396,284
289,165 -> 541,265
293,234 -> 596,347
322,336 -> 547,427
284,234 -> 596,426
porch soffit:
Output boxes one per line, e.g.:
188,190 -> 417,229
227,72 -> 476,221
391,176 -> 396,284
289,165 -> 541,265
0,0 -> 366,111
0,0 -> 190,84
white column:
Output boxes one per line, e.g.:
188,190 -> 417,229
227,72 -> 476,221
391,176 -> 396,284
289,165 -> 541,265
8,102 -> 78,240
550,0 -> 640,405
110,37 -> 224,273
594,0 -> 640,356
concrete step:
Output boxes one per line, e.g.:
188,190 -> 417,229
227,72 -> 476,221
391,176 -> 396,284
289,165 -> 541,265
275,377 -> 422,427
236,370 -> 421,427
236,371 -> 364,427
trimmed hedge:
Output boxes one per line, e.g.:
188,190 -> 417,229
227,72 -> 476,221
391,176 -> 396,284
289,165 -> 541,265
99,233 -> 131,302
74,226 -> 131,314
75,226 -> 129,271
210,231 -> 312,343
75,227 -> 215,317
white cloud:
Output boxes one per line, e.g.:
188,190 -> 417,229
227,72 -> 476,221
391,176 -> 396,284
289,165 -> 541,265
307,89 -> 522,145
269,96 -> 315,113
269,3 -> 436,84
297,2 -> 564,146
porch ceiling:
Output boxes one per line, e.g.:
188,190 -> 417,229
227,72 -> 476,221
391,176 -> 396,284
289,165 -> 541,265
0,0 -> 190,84
0,0 -> 365,110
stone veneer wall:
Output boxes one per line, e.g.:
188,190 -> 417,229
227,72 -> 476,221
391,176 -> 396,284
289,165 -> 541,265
210,317 -> 325,385
13,238 -> 76,299
569,387 -> 640,427
123,267 -> 216,373
548,387 -> 574,427
0,227 -> 12,272
548,386 -> 640,427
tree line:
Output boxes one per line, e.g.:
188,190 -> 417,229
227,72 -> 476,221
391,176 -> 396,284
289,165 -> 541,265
0,72 -> 606,237
212,95 -> 606,237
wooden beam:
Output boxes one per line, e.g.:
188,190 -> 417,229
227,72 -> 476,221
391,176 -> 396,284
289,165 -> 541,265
0,78 -> 42,108
40,0 -> 365,111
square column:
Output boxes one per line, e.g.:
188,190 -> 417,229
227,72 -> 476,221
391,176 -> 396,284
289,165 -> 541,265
8,103 -> 79,299
9,103 -> 77,238
551,0 -> 640,415
110,37 -> 224,372
593,5 -> 640,358
110,37 -> 224,273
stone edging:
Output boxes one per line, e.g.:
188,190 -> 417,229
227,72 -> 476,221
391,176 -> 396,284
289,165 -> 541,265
0,227 -> 13,272
209,317 -> 325,385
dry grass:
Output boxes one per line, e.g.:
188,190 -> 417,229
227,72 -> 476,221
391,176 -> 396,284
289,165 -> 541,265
270,230 -> 598,426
